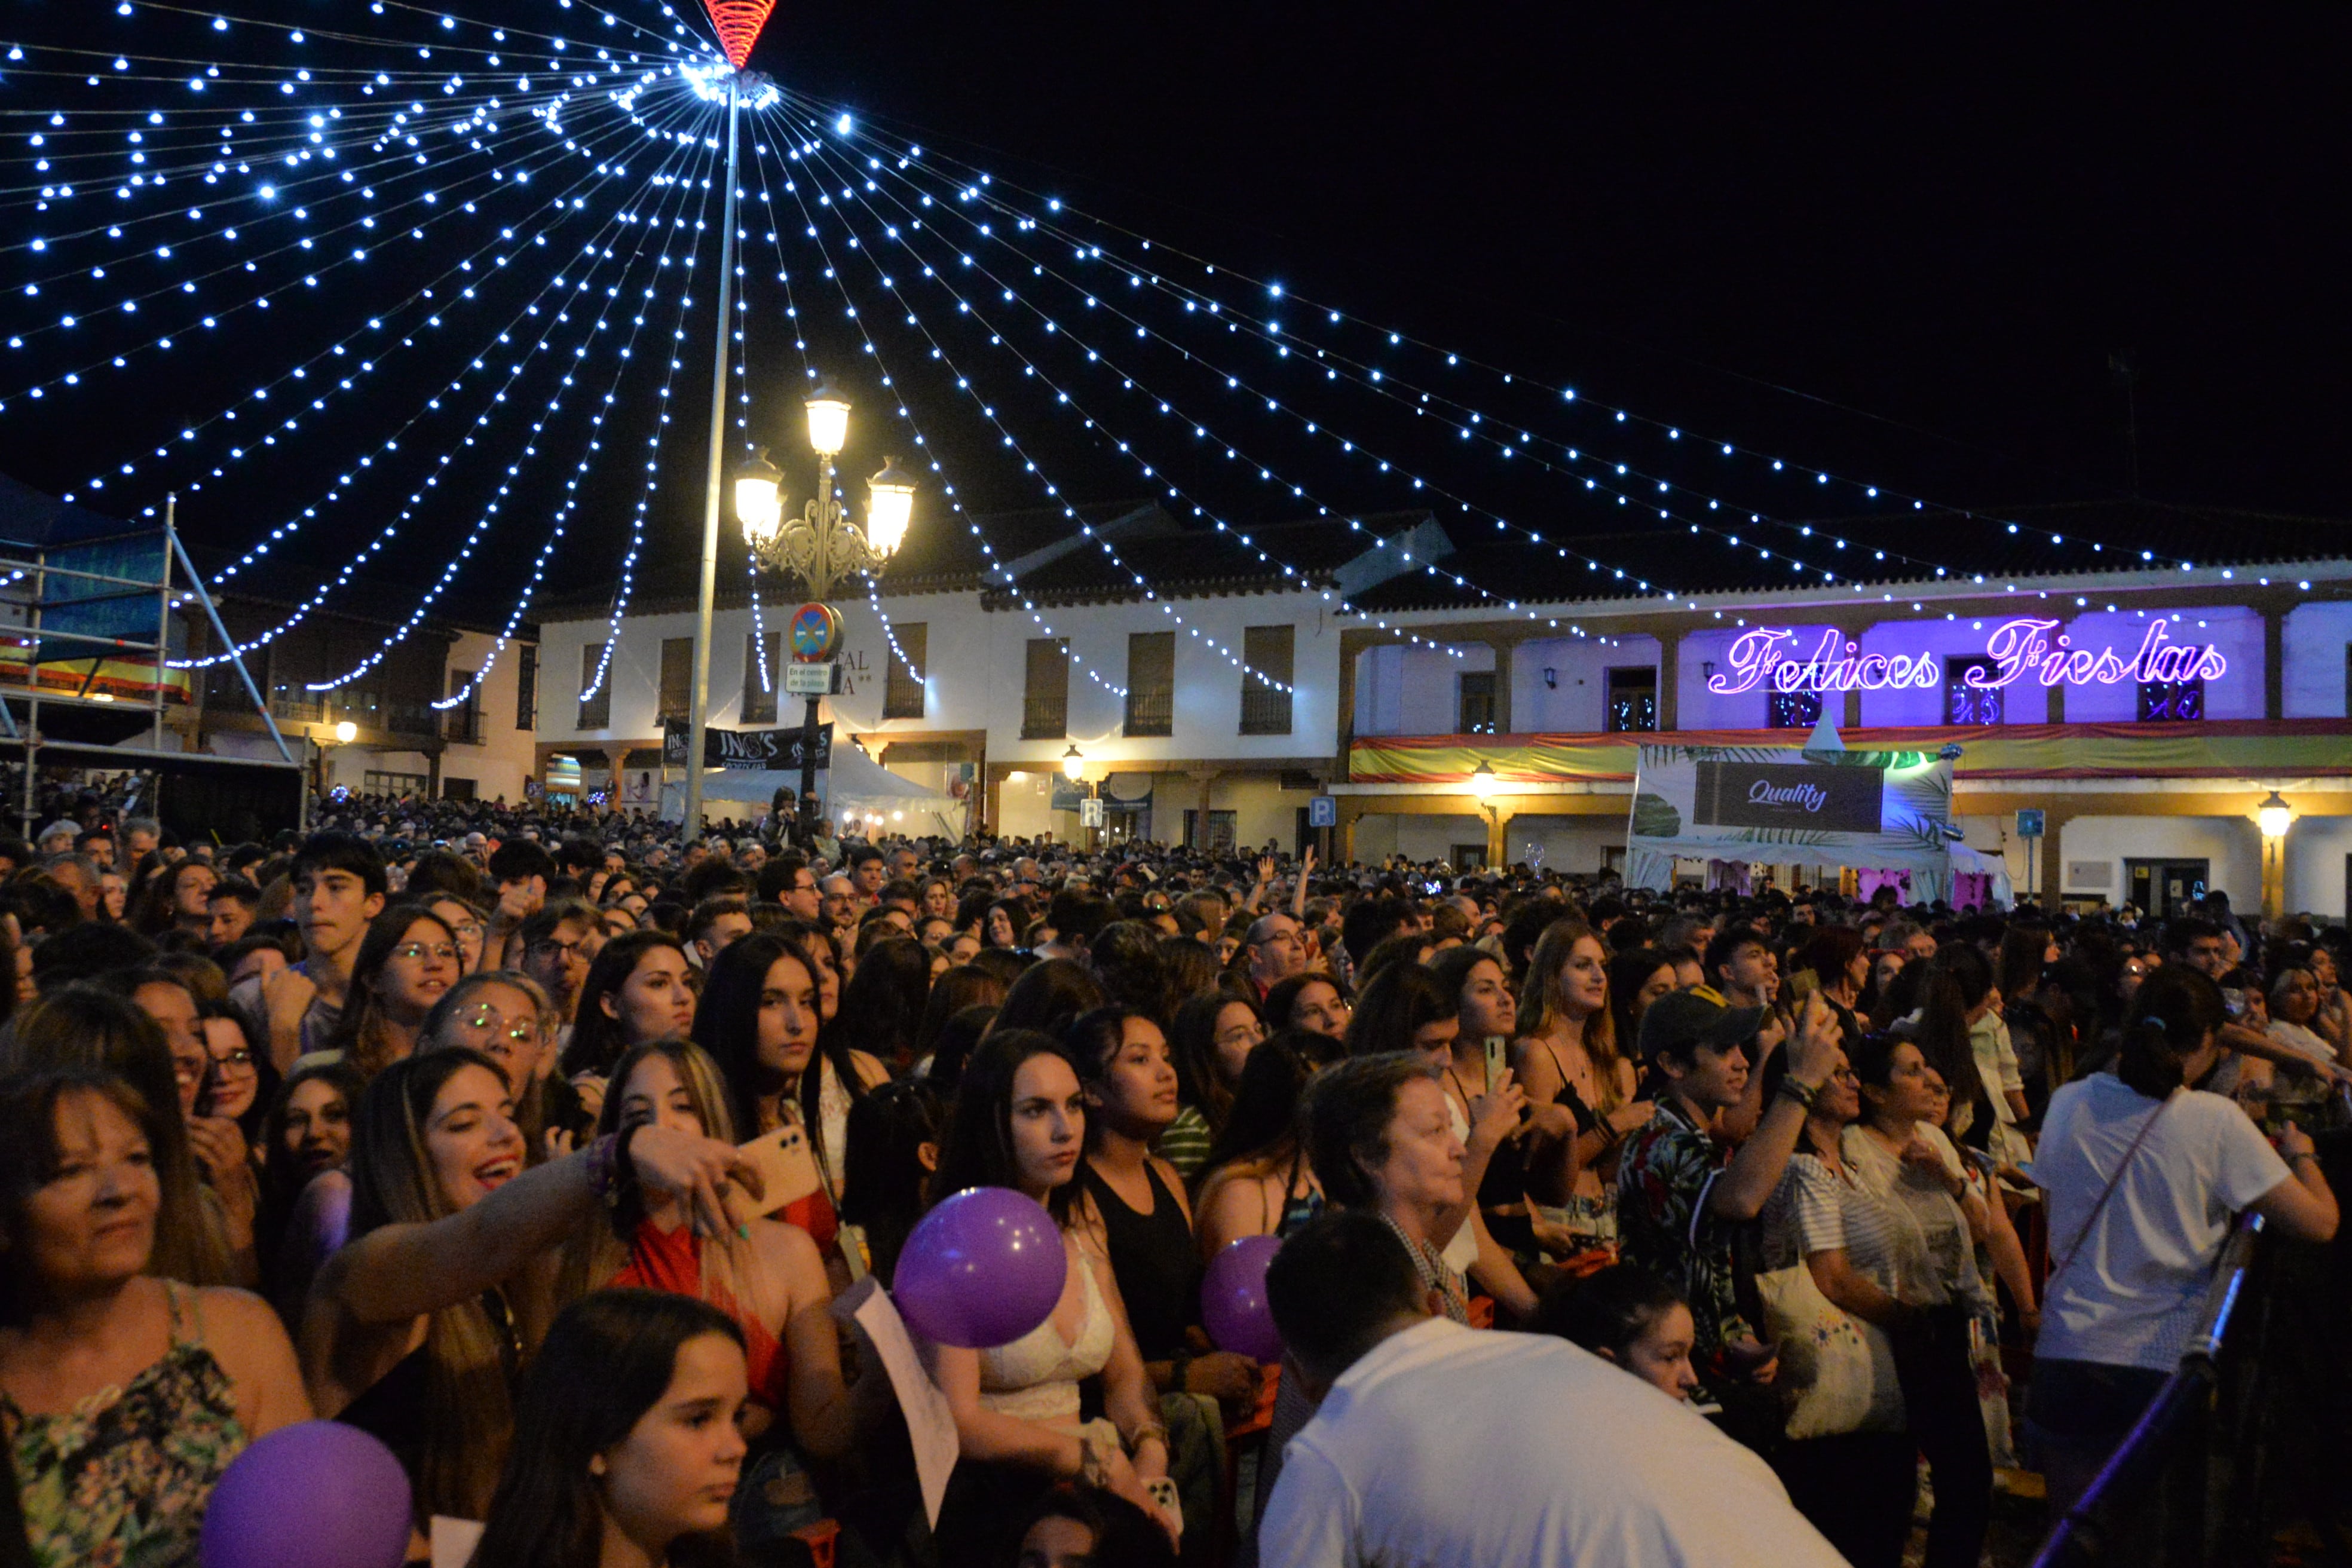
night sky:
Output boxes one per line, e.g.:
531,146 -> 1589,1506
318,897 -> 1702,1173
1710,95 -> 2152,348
3,1 -> 2347,632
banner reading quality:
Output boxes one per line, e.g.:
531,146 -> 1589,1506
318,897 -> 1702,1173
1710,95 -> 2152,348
1624,742 -> 1957,898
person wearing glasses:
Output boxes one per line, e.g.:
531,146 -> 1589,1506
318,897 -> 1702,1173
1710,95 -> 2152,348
314,905 -> 466,1077
421,893 -> 490,976
517,899 -> 601,1033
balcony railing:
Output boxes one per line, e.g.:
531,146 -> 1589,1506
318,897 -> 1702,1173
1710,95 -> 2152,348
1239,684 -> 1292,736
1123,687 -> 1173,737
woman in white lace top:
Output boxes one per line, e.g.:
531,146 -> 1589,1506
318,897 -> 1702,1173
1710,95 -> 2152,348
921,1027 -> 1174,1557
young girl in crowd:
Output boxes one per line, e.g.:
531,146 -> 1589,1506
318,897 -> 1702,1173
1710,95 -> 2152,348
1192,1031 -> 1339,1257
1163,990 -> 1264,1180
1532,1262 -> 1702,1402
924,1030 -> 1175,1560
301,1048 -> 758,1536
320,905 -> 466,1077
468,1290 -> 751,1568
560,1039 -> 862,1557
1514,920 -> 1650,1266
694,932 -> 871,1260
561,930 -> 699,1083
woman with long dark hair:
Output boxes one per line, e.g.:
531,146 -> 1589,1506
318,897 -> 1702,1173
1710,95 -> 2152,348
467,1290 -> 749,1568
1192,1030 -> 1342,1257
693,931 -> 879,1254
1516,920 -> 1649,1266
2028,965 -> 2337,1523
301,1048 -> 757,1535
558,1039 -> 861,1557
1163,990 -> 1264,1180
829,935 -> 933,1074
926,1030 -> 1175,1559
558,930 -> 698,1082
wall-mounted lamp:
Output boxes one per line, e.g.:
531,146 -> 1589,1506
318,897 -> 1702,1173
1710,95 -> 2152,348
1542,668 -> 1558,689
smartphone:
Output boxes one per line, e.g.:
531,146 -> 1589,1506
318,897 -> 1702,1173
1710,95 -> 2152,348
1484,1035 -> 1506,1094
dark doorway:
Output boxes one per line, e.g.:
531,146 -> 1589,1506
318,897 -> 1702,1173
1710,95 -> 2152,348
2126,858 -> 2209,918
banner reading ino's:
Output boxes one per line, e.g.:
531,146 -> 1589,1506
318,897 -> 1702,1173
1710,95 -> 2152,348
1625,743 -> 1955,896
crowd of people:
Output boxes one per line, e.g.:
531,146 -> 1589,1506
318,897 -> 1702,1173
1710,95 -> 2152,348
0,782 -> 2342,1568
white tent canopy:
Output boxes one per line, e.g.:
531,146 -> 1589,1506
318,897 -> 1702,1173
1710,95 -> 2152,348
657,742 -> 965,837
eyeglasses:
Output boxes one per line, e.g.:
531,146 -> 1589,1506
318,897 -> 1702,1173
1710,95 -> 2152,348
393,942 -> 461,964
528,936 -> 588,960
466,1004 -> 539,1044
211,1046 -> 256,1070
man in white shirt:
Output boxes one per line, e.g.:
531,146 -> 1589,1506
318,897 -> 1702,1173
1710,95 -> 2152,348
1258,1212 -> 1847,1568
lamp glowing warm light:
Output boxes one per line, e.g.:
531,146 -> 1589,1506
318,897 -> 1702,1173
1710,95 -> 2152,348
734,448 -> 783,549
804,387 -> 851,459
1469,760 -> 1499,798
1061,745 -> 1085,781
865,456 -> 917,557
333,721 -> 358,744
2256,791 -> 2292,839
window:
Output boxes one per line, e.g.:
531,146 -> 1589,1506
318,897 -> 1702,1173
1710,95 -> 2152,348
444,670 -> 481,745
1023,637 -> 1070,739
1767,688 -> 1823,729
1457,671 -> 1497,734
1239,624 -> 1294,735
740,632 -> 780,726
1124,631 -> 1174,737
1184,808 -> 1236,855
516,643 -> 537,731
576,643 -> 611,730
2138,676 -> 2204,721
883,623 -> 927,719
1606,667 -> 1658,733
657,636 -> 694,724
1943,657 -> 2004,725
363,770 -> 430,797
442,777 -> 477,802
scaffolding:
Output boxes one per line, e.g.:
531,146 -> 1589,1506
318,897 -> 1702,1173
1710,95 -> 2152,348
0,477 -> 298,838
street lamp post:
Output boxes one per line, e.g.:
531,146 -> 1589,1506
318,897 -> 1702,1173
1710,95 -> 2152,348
733,388 -> 917,842
683,74 -> 744,841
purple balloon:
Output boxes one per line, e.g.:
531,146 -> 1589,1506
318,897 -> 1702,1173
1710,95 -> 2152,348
1202,1235 -> 1285,1363
200,1421 -> 411,1568
895,1186 -> 1067,1348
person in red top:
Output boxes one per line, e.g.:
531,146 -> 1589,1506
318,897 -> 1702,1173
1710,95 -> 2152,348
558,1038 -> 868,1557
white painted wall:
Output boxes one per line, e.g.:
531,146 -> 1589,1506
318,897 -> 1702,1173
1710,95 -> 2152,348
1353,643 -> 1492,737
440,630 -> 537,801
1675,621 -> 1845,730
1508,814 -> 1626,874
2282,815 -> 2352,921
2282,602 -> 2352,718
1349,811 -> 1488,866
2057,815 -> 2261,905
1511,637 -> 1659,733
540,587 -> 1346,771
2050,607 -> 2262,722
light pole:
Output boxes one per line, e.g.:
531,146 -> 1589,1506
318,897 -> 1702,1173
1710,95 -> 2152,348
682,72 -> 745,841
733,387 -> 917,842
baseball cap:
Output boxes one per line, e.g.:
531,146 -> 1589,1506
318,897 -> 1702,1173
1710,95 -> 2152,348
1639,984 -> 1769,1059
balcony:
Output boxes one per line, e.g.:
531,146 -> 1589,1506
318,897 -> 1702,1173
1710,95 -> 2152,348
1123,687 -> 1172,738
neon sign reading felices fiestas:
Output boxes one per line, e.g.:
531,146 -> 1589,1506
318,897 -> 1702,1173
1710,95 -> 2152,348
1707,618 -> 2228,696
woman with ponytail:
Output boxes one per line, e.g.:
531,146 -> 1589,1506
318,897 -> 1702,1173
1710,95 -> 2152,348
2026,964 -> 2337,1520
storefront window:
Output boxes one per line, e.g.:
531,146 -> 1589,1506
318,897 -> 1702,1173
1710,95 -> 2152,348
1943,657 -> 2004,725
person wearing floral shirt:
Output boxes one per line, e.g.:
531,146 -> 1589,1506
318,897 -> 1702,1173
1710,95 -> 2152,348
1618,987 -> 1842,1395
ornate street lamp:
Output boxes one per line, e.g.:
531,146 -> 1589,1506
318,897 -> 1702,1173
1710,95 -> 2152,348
703,386 -> 918,840
733,389 -> 917,601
